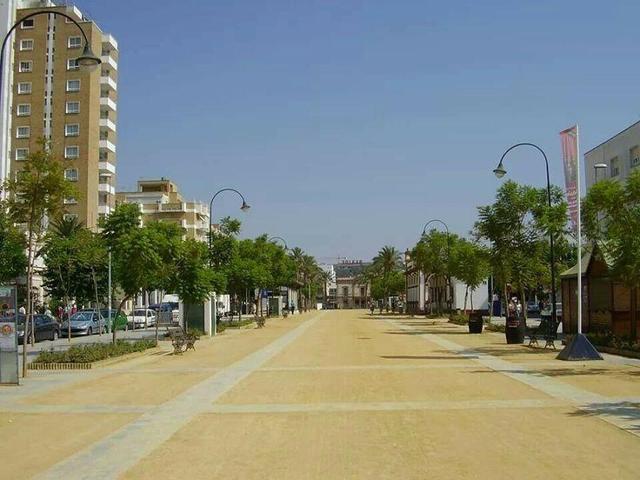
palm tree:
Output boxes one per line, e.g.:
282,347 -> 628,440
372,246 -> 401,309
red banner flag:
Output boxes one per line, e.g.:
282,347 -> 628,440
560,126 -> 579,231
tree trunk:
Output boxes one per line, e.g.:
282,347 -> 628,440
113,296 -> 130,344
463,285 -> 469,313
470,287 -> 475,312
91,267 -> 100,335
22,230 -> 34,378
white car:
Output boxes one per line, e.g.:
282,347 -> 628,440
128,308 -> 157,329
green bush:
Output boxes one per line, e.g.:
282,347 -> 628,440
485,322 -> 506,333
33,339 -> 156,364
585,330 -> 640,352
448,313 -> 469,325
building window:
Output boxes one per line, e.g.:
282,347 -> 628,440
18,61 -> 32,73
17,104 -> 31,116
66,79 -> 80,92
63,197 -> 77,205
360,287 -> 366,297
68,36 -> 82,49
16,126 -> 30,138
65,124 -> 79,137
17,82 -> 31,94
21,19 -> 34,29
99,151 -> 108,161
630,146 -> 640,169
610,157 -> 620,177
15,148 -> 29,160
65,101 -> 80,114
64,168 -> 78,181
67,58 -> 79,71
20,39 -> 33,51
65,146 -> 79,159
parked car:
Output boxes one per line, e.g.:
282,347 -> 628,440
4,314 -> 61,344
99,309 -> 128,331
526,301 -> 540,316
540,302 -> 563,321
148,302 -> 180,326
61,310 -> 106,336
128,308 -> 157,329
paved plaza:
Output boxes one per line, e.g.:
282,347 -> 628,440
1,309 -> 640,479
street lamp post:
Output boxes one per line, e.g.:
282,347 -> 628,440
208,188 -> 249,331
421,219 -> 452,314
268,236 -> 289,315
0,10 -> 101,109
208,188 -> 250,262
493,143 -> 558,347
2,10 -> 101,378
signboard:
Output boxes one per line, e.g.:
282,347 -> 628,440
0,285 -> 18,385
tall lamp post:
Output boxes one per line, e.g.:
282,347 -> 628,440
269,236 -> 289,315
493,143 -> 558,348
208,188 -> 250,261
421,219 -> 452,314
1,10 -> 101,379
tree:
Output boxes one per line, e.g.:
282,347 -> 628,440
42,217 -> 108,340
583,169 -> 640,287
171,239 -> 222,333
451,238 -> 490,312
411,231 -> 457,314
0,205 -> 27,285
371,246 -> 402,307
3,142 -> 75,376
100,204 -> 164,343
474,180 -> 570,315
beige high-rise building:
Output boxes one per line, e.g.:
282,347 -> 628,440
117,178 -> 210,242
8,2 -> 118,229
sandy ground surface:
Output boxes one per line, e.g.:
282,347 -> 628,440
2,309 -> 639,480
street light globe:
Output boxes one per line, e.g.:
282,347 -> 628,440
240,201 -> 251,212
594,163 -> 608,170
77,44 -> 101,72
493,161 -> 507,179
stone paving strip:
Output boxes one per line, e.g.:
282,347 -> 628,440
257,361 -> 564,372
34,311 -> 325,480
385,317 -> 640,437
208,398 -> 567,414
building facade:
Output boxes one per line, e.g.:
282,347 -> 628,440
334,260 -> 370,309
584,120 -> 640,191
116,178 -> 210,242
6,1 -> 118,228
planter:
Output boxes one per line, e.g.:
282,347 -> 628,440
505,316 -> 525,344
468,312 -> 484,334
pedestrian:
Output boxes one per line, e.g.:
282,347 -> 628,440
369,302 -> 375,315
18,305 -> 25,315
71,303 -> 77,316
290,303 -> 295,315
56,305 -> 63,320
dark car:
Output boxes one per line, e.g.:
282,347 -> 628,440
3,314 -> 61,344
60,310 -> 106,337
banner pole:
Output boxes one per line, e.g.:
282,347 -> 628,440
576,125 -> 582,334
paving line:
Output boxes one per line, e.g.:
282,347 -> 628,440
0,403 -> 150,414
35,311 -> 325,480
208,398 -> 566,414
258,363 -> 479,372
385,318 -> 640,437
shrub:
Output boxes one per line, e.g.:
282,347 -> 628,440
33,339 -> 156,364
485,322 -> 506,333
448,313 -> 469,325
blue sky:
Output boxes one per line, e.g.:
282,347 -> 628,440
80,0 -> 640,261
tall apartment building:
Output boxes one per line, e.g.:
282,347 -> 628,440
116,178 -> 210,242
584,120 -> 640,191
5,1 -> 118,228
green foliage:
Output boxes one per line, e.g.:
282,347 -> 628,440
42,218 -> 108,306
33,339 -> 156,364
219,216 -> 241,236
583,170 -> 640,287
367,245 -> 403,301
172,239 -> 220,304
474,180 -> 570,295
0,205 -> 27,283
448,313 -> 469,325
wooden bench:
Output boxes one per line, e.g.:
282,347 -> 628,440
168,329 -> 199,354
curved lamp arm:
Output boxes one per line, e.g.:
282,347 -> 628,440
268,236 -> 288,250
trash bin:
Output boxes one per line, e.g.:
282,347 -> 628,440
468,312 -> 483,334
505,315 -> 525,344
